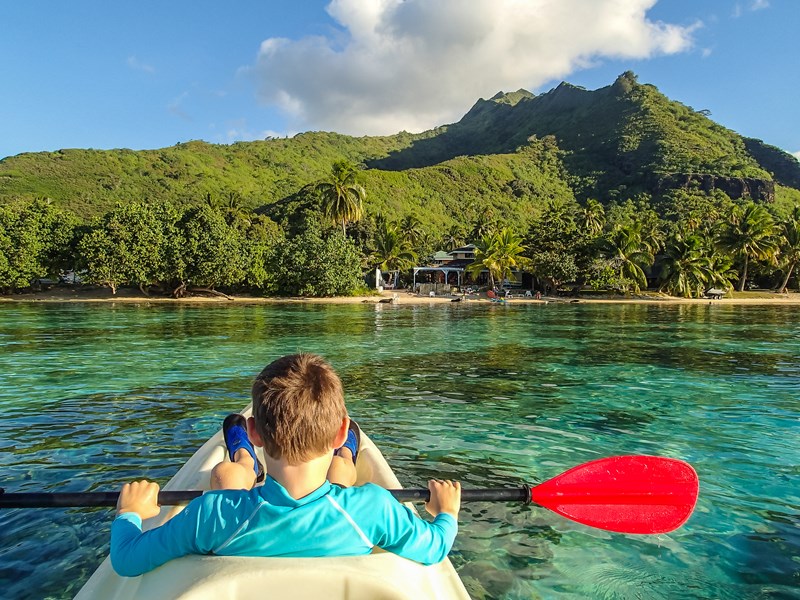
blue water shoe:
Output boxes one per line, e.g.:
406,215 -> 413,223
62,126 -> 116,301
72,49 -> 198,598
222,413 -> 265,483
335,419 -> 361,466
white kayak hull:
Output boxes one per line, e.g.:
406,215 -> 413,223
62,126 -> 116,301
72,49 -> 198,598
75,409 -> 471,599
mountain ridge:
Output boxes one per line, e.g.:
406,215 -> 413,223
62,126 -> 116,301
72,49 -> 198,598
1,72 -> 799,223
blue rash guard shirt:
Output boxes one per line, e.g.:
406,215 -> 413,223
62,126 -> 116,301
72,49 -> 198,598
111,476 -> 458,577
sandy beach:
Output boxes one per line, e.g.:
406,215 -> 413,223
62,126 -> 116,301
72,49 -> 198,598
3,287 -> 800,306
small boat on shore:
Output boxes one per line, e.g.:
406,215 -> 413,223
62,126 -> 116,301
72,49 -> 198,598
75,407 -> 471,599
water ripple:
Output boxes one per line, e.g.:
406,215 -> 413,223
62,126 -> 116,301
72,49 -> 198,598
0,303 -> 799,600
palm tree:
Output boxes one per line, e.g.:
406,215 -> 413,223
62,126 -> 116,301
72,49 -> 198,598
467,229 -> 527,289
696,229 -> 738,291
659,234 -> 715,298
314,160 -> 366,236
222,191 -> 251,229
716,202 -> 779,291
443,224 -> 466,250
373,221 -> 416,285
775,206 -> 800,292
203,192 -> 219,209
600,223 -> 655,293
399,215 -> 424,246
638,219 -> 666,256
470,211 -> 496,241
579,199 -> 605,237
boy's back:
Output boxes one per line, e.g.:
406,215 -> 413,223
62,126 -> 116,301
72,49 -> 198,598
112,477 -> 457,577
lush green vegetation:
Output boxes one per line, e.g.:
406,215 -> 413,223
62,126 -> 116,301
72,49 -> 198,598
2,190 -> 799,297
467,229 -> 528,289
368,72 -> 790,203
2,72 -> 800,298
0,199 -> 77,293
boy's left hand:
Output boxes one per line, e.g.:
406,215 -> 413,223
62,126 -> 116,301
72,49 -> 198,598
116,480 -> 161,520
425,479 -> 461,519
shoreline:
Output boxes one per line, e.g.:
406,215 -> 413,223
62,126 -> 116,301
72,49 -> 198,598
3,288 -> 800,306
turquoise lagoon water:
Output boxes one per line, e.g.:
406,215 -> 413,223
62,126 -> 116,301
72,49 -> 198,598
0,302 -> 798,599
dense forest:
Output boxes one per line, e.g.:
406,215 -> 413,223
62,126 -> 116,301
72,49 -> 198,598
2,72 -> 800,297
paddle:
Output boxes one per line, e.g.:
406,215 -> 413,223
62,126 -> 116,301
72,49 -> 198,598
0,455 -> 698,534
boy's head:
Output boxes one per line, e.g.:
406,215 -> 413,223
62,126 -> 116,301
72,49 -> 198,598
251,353 -> 347,464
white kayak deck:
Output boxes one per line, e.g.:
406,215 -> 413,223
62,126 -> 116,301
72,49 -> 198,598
75,410 -> 471,600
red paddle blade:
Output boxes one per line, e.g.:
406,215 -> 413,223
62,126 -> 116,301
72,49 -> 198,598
530,455 -> 699,534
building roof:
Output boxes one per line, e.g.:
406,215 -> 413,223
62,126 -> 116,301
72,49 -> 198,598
443,258 -> 473,268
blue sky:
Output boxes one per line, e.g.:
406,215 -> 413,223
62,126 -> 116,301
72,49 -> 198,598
1,1 -> 798,160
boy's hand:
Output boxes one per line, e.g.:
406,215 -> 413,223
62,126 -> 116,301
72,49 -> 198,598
425,479 -> 461,519
116,480 -> 161,520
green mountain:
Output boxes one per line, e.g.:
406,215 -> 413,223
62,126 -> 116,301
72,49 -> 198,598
370,71 -> 797,204
2,71 -> 799,225
0,133 -> 413,217
743,137 -> 800,189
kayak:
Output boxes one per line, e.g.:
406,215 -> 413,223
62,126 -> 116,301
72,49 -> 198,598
75,407 -> 472,599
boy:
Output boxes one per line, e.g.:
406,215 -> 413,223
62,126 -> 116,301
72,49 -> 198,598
111,353 -> 461,577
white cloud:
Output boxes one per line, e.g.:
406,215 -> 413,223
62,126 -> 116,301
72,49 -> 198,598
248,0 -> 698,136
733,0 -> 769,17
126,56 -> 155,73
792,151 -> 800,161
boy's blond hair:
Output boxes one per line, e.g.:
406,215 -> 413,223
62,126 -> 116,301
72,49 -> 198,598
251,354 -> 347,464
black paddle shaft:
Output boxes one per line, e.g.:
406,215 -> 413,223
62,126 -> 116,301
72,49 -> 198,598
0,486 -> 531,509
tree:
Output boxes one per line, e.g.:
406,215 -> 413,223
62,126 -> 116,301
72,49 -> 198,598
586,259 -> 633,292
467,228 -> 527,289
606,198 -> 665,255
268,217 -> 362,297
443,224 -> 467,250
659,233 -> 718,298
599,223 -> 655,293
775,206 -> 800,292
0,199 -> 78,293
715,202 -> 779,291
222,191 -> 252,230
529,201 -> 578,252
314,160 -> 366,236
250,214 -> 282,288
175,204 -> 248,296
660,189 -> 734,233
530,251 -> 578,294
578,199 -> 605,236
470,210 -> 496,242
527,200 -> 598,288
398,215 -> 424,246
76,202 -> 176,295
77,226 -> 124,294
372,220 -> 417,276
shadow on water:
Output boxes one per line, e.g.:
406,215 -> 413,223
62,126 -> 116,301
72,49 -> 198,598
576,408 -> 657,433
735,511 -> 800,589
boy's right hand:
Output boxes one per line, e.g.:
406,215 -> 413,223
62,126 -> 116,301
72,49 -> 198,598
116,480 -> 161,520
425,479 -> 461,519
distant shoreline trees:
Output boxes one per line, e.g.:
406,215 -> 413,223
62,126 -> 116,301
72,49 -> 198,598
1,161 -> 799,298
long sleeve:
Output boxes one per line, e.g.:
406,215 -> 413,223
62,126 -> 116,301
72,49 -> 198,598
371,491 -> 458,565
110,500 -> 210,577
